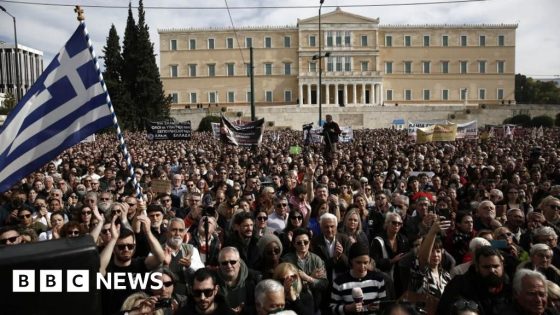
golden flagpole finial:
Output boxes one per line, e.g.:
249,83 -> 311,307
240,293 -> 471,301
74,6 -> 85,21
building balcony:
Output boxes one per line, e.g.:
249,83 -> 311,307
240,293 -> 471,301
299,70 -> 381,79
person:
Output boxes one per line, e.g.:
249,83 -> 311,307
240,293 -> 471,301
0,226 -> 23,245
437,246 -> 512,315
176,268 -> 234,315
330,241 -> 389,314
224,211 -> 260,268
215,247 -> 261,315
118,291 -> 163,315
339,207 -> 369,245
322,114 -> 341,159
38,212 -> 65,241
255,279 -> 286,315
450,237 -> 491,278
253,210 -> 274,239
272,262 -> 314,315
518,244 -> 560,285
148,267 -> 185,315
445,212 -> 476,264
503,269 -> 559,315
188,216 -> 221,268
268,195 -> 290,232
276,209 -> 305,254
449,299 -> 480,315
255,233 -> 283,279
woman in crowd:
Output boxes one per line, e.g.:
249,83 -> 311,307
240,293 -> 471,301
444,212 -> 476,264
307,199 -> 329,237
339,207 -> 368,245
38,212 -> 65,241
272,262 -> 314,315
256,233 -> 283,279
276,209 -> 305,255
189,216 -> 221,268
497,185 -> 534,214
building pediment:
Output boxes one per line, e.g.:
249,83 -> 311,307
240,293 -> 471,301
298,7 -> 379,25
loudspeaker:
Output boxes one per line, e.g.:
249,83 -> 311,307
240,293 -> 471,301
0,236 -> 101,315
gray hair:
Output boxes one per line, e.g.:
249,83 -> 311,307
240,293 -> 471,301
218,246 -> 240,261
319,212 -> 338,226
469,237 -> 491,253
530,243 -> 552,256
393,194 -> 409,206
255,279 -> 284,306
533,226 -> 558,239
168,218 -> 185,228
513,269 -> 547,294
384,212 -> 402,229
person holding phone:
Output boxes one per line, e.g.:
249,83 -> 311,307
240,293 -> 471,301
493,226 -> 528,279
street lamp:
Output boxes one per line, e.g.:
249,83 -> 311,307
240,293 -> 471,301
317,0 -> 325,126
0,5 -> 20,103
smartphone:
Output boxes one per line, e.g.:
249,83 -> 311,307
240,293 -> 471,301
155,298 -> 172,310
490,239 -> 508,249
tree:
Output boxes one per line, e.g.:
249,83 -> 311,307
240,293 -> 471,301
515,74 -> 560,104
121,2 -> 141,130
507,114 -> 531,127
530,115 -> 554,127
198,115 -> 220,132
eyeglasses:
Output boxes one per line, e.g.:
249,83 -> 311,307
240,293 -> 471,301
295,240 -> 310,246
536,252 -> 553,260
391,221 -> 403,226
117,244 -> 135,251
18,214 -> 31,219
257,216 -> 268,221
0,236 -> 19,244
81,211 -> 92,215
127,203 -> 137,207
192,288 -> 215,298
101,229 -> 111,234
291,216 -> 303,221
68,230 -> 81,236
162,281 -> 174,287
453,300 -> 479,311
162,199 -> 171,203
276,203 -> 288,208
220,260 -> 238,267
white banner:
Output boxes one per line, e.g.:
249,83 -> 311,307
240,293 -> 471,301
456,120 -> 478,139
339,126 -> 354,143
408,120 -> 448,140
211,122 -> 220,139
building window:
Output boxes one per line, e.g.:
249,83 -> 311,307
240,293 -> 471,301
479,60 -> 486,74
497,61 -> 505,74
284,63 -> 292,75
460,61 -> 468,74
442,35 -> 448,47
404,61 -> 412,74
423,89 -> 430,100
170,39 -> 177,51
189,39 -> 196,50
336,56 -> 342,71
460,35 -> 468,47
171,93 -> 178,104
227,63 -> 235,76
190,92 -> 197,104
423,35 -> 430,47
265,91 -> 273,102
442,89 -> 449,100
404,35 -> 411,47
361,35 -> 368,46
327,57 -> 334,72
208,64 -> 215,77
497,88 -> 504,100
309,62 -> 317,72
423,61 -> 431,74
208,38 -> 215,49
284,36 -> 291,48
246,37 -> 253,48
479,89 -> 486,100
344,32 -> 351,46
209,92 -> 217,103
385,35 -> 392,47
284,90 -> 292,102
361,61 -> 369,71
170,65 -> 178,77
265,37 -> 272,48
479,35 -> 486,46
441,61 -> 449,74
336,32 -> 342,47
309,35 -> 316,47
386,89 -> 393,101
405,89 -> 412,100
227,38 -> 234,49
327,31 -> 334,47
228,91 -> 235,103
344,57 -> 351,71
498,35 -> 505,46
460,88 -> 468,100
264,63 -> 272,75
385,62 -> 393,74
188,64 -> 197,77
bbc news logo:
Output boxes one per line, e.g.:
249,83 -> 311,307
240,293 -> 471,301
12,270 -> 163,292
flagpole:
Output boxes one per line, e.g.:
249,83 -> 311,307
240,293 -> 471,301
74,6 -> 143,200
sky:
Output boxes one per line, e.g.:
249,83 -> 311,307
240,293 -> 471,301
1,0 -> 559,79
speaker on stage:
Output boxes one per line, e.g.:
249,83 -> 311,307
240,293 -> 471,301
0,236 -> 101,315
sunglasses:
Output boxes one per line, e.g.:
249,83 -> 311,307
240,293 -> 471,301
0,236 -> 19,244
391,221 -> 403,226
81,211 -> 92,215
192,288 -> 215,298
18,214 -> 31,219
101,229 -> 111,234
291,216 -> 303,221
257,216 -> 268,221
266,248 -> 281,255
295,240 -> 310,246
453,300 -> 479,311
162,281 -> 174,287
276,203 -> 288,208
68,230 -> 81,236
117,244 -> 135,251
220,260 -> 238,267
127,203 -> 137,207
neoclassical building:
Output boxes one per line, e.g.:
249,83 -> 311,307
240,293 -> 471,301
0,42 -> 44,103
159,8 -> 516,108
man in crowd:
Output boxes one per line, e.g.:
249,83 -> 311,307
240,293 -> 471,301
267,195 -> 289,232
255,279 -> 285,315
504,269 -> 555,315
177,268 -> 234,315
224,212 -> 260,268
322,114 -> 341,159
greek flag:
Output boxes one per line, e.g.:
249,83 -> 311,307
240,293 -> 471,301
0,23 -> 113,192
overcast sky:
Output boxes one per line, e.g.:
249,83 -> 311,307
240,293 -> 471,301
1,0 -> 559,79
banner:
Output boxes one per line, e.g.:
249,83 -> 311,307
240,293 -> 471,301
339,126 -> 354,143
416,125 -> 435,144
220,115 -> 264,146
147,120 -> 192,140
456,120 -> 478,139
211,122 -> 220,139
408,120 -> 448,141
432,123 -> 457,142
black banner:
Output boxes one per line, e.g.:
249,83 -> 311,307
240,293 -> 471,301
147,120 -> 192,140
220,115 -> 264,146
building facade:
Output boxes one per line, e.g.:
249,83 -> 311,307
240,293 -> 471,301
159,8 -> 516,109
0,42 -> 44,102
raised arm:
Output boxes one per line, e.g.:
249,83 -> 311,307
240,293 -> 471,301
99,216 -> 120,276
137,215 -> 165,270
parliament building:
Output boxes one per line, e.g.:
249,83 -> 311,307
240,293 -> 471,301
159,8 -> 517,109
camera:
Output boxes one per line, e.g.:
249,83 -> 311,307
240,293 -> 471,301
155,298 -> 172,309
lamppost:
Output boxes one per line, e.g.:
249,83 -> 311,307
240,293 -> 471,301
0,5 -> 20,103
316,0 -> 325,126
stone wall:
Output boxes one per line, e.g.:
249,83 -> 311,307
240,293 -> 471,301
171,104 -> 559,130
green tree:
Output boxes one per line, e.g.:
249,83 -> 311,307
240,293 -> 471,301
530,115 -> 554,127
198,115 -> 221,132
121,2 -> 141,130
515,74 -> 560,104
507,114 -> 531,127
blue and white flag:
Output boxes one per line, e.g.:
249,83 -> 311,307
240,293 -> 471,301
0,23 -> 113,192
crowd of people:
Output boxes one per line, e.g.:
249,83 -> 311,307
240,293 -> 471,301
1,124 -> 560,315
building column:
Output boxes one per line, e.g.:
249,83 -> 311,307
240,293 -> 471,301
325,83 -> 330,105
379,83 -> 384,105
307,84 -> 312,105
298,84 -> 303,107
362,83 -> 366,105
343,84 -> 348,106
370,84 -> 375,105
352,84 -> 357,105
334,83 -> 339,106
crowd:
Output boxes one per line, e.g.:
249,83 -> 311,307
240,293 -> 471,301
1,124 -> 560,315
